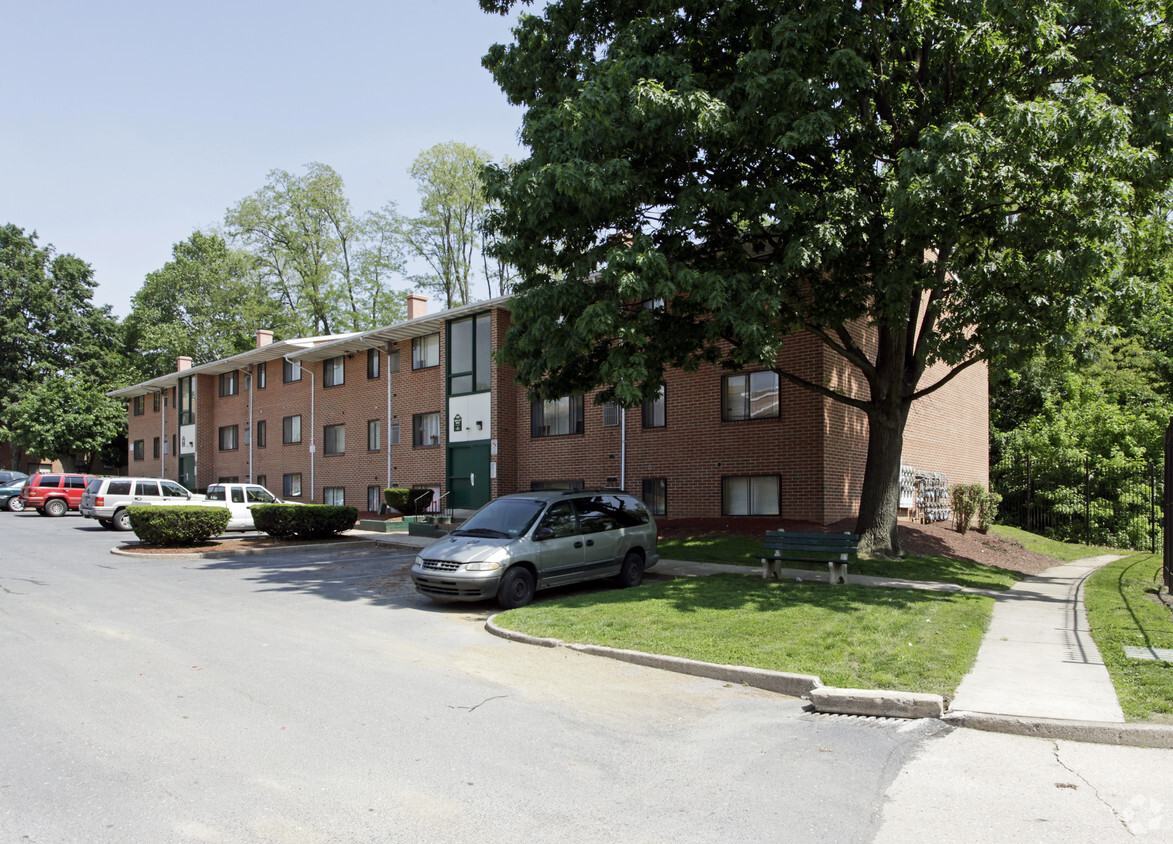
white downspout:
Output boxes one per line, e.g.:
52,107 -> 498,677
160,389 -> 166,479
620,406 -> 627,492
386,350 -> 393,492
246,364 -> 254,483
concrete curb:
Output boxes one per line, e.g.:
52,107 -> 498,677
110,539 -> 377,560
811,686 -> 945,719
484,615 -> 823,698
943,710 -> 1173,748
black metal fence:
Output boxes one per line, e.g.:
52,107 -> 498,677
991,453 -> 1162,552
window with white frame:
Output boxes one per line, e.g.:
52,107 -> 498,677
283,415 -> 301,444
283,473 -> 302,497
412,333 -> 440,369
722,475 -> 780,516
642,478 -> 667,516
255,420 -> 267,448
324,424 -> 345,455
324,356 -> 344,388
367,485 -> 382,512
218,425 -> 239,451
531,396 -> 584,437
642,386 -> 665,428
413,412 -> 441,447
722,371 -> 780,421
367,419 -> 380,451
323,487 -> 345,506
367,348 -> 380,379
219,371 -> 238,397
257,361 -> 267,389
283,358 -> 301,383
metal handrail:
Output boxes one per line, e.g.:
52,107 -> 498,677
436,489 -> 452,522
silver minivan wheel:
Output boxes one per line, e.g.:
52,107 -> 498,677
113,509 -> 132,531
496,567 -> 536,609
615,550 -> 645,588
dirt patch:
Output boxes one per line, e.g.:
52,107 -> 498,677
119,535 -> 368,555
894,520 -> 1065,576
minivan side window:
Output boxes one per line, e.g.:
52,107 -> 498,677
538,501 -> 579,538
160,481 -> 188,498
40,475 -> 61,487
66,476 -> 88,489
108,480 -> 132,495
574,496 -> 622,534
135,481 -> 160,497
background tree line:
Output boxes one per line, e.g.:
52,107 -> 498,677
0,140 -> 513,467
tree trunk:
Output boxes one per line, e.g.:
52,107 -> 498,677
854,403 -> 910,558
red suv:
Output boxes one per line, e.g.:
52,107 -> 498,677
20,473 -> 98,517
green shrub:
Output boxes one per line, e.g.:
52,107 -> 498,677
382,487 -> 434,515
950,484 -> 999,535
251,504 -> 358,539
976,490 -> 1001,534
128,505 -> 230,546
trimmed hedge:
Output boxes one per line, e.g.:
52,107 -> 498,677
383,487 -> 435,515
128,505 -> 231,546
251,504 -> 358,539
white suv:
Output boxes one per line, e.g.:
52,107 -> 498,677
80,477 -> 203,531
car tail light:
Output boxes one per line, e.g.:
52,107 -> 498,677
95,497 -> 104,507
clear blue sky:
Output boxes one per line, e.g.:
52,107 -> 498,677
2,0 -> 527,317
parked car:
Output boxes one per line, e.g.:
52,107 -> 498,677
80,476 -> 204,531
19,473 -> 98,516
0,469 -> 28,484
0,478 -> 28,511
200,483 -> 288,531
410,489 -> 659,609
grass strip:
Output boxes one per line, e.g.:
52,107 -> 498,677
1085,553 -> 1173,722
988,525 -> 1121,562
658,534 -> 1022,590
497,574 -> 993,698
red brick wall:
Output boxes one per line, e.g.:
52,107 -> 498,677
123,302 -> 990,523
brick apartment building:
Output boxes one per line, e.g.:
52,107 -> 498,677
113,293 -> 988,524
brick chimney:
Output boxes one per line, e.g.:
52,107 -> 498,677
256,329 -> 274,348
177,356 -> 192,372
407,294 -> 428,320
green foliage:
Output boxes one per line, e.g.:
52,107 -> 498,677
950,484 -> 996,536
123,231 -> 287,381
0,224 -> 127,466
480,0 -> 1173,557
251,504 -> 358,539
405,142 -> 505,307
382,487 -> 435,515
1,374 -> 125,466
496,574 -> 994,696
128,505 -> 230,546
225,163 -> 407,335
976,491 -> 1001,534
1085,554 -> 1173,721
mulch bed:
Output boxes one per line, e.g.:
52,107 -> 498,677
120,535 -> 367,555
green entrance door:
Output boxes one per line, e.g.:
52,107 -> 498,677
448,442 -> 491,509
178,455 -> 195,490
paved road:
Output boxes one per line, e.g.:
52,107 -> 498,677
2,512 -> 1171,842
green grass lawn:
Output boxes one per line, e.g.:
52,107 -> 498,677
1085,554 -> 1173,722
657,534 -> 1022,590
497,574 -> 994,698
988,524 -> 1122,562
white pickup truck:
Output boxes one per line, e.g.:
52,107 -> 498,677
200,483 -> 291,531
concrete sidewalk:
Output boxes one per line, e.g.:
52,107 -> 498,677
949,554 -> 1125,722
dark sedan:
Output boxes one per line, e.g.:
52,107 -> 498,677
0,478 -> 28,511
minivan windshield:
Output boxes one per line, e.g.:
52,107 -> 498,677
453,498 -> 547,539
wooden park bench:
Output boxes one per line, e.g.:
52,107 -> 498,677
756,530 -> 860,585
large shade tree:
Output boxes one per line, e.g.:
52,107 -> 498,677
480,0 -> 1173,556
